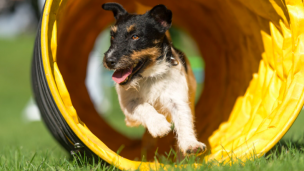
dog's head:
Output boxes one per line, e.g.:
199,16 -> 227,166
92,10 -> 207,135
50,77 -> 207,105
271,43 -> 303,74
102,3 -> 172,86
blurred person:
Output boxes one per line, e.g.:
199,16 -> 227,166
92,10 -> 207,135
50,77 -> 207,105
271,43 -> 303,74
2,0 -> 46,122
0,0 -> 45,37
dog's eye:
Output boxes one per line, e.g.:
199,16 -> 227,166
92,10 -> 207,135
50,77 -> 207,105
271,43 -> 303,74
132,35 -> 139,40
111,36 -> 114,40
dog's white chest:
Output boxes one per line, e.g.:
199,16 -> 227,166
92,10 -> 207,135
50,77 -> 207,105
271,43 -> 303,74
116,66 -> 188,111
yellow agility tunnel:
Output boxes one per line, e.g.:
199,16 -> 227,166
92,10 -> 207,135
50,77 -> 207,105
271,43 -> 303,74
31,0 -> 304,170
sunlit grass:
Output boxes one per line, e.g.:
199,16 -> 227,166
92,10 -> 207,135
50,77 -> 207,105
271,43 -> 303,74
2,141 -> 304,171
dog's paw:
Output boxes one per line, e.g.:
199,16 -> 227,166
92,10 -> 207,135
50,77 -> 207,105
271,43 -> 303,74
146,114 -> 171,138
125,118 -> 141,127
181,141 -> 207,156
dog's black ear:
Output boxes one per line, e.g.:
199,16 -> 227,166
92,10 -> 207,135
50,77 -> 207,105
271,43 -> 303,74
148,5 -> 172,33
102,3 -> 127,20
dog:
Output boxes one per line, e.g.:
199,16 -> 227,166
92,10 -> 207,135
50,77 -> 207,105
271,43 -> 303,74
102,2 -> 206,156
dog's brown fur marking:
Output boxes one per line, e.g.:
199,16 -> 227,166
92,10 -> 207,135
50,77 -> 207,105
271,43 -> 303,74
130,47 -> 161,61
165,31 -> 172,42
153,39 -> 161,44
114,47 -> 161,70
185,57 -> 196,117
111,25 -> 117,33
127,24 -> 136,32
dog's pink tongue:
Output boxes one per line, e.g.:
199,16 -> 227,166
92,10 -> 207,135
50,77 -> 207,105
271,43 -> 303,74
112,68 -> 133,84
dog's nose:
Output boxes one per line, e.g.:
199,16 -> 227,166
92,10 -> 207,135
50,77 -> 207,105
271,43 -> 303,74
106,58 -> 117,68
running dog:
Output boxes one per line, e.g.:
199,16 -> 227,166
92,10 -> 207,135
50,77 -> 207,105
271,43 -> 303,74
102,2 -> 206,155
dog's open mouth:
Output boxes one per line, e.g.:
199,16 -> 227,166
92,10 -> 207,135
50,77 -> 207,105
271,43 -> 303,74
112,60 -> 146,85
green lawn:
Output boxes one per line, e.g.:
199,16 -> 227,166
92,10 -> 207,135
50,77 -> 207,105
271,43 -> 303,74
1,35 -> 304,170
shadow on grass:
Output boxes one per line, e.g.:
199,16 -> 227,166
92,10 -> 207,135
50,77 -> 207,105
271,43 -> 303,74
266,138 -> 304,159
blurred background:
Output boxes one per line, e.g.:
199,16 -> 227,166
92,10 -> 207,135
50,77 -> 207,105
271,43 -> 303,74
1,0 -> 304,165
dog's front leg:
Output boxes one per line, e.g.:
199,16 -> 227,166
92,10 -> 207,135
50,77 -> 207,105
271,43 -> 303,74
123,102 -> 172,138
169,101 -> 206,155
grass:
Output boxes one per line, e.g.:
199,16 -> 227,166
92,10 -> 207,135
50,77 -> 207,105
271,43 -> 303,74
1,34 -> 304,170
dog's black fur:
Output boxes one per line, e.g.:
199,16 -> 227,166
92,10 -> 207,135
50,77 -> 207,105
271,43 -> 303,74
102,3 -> 186,85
